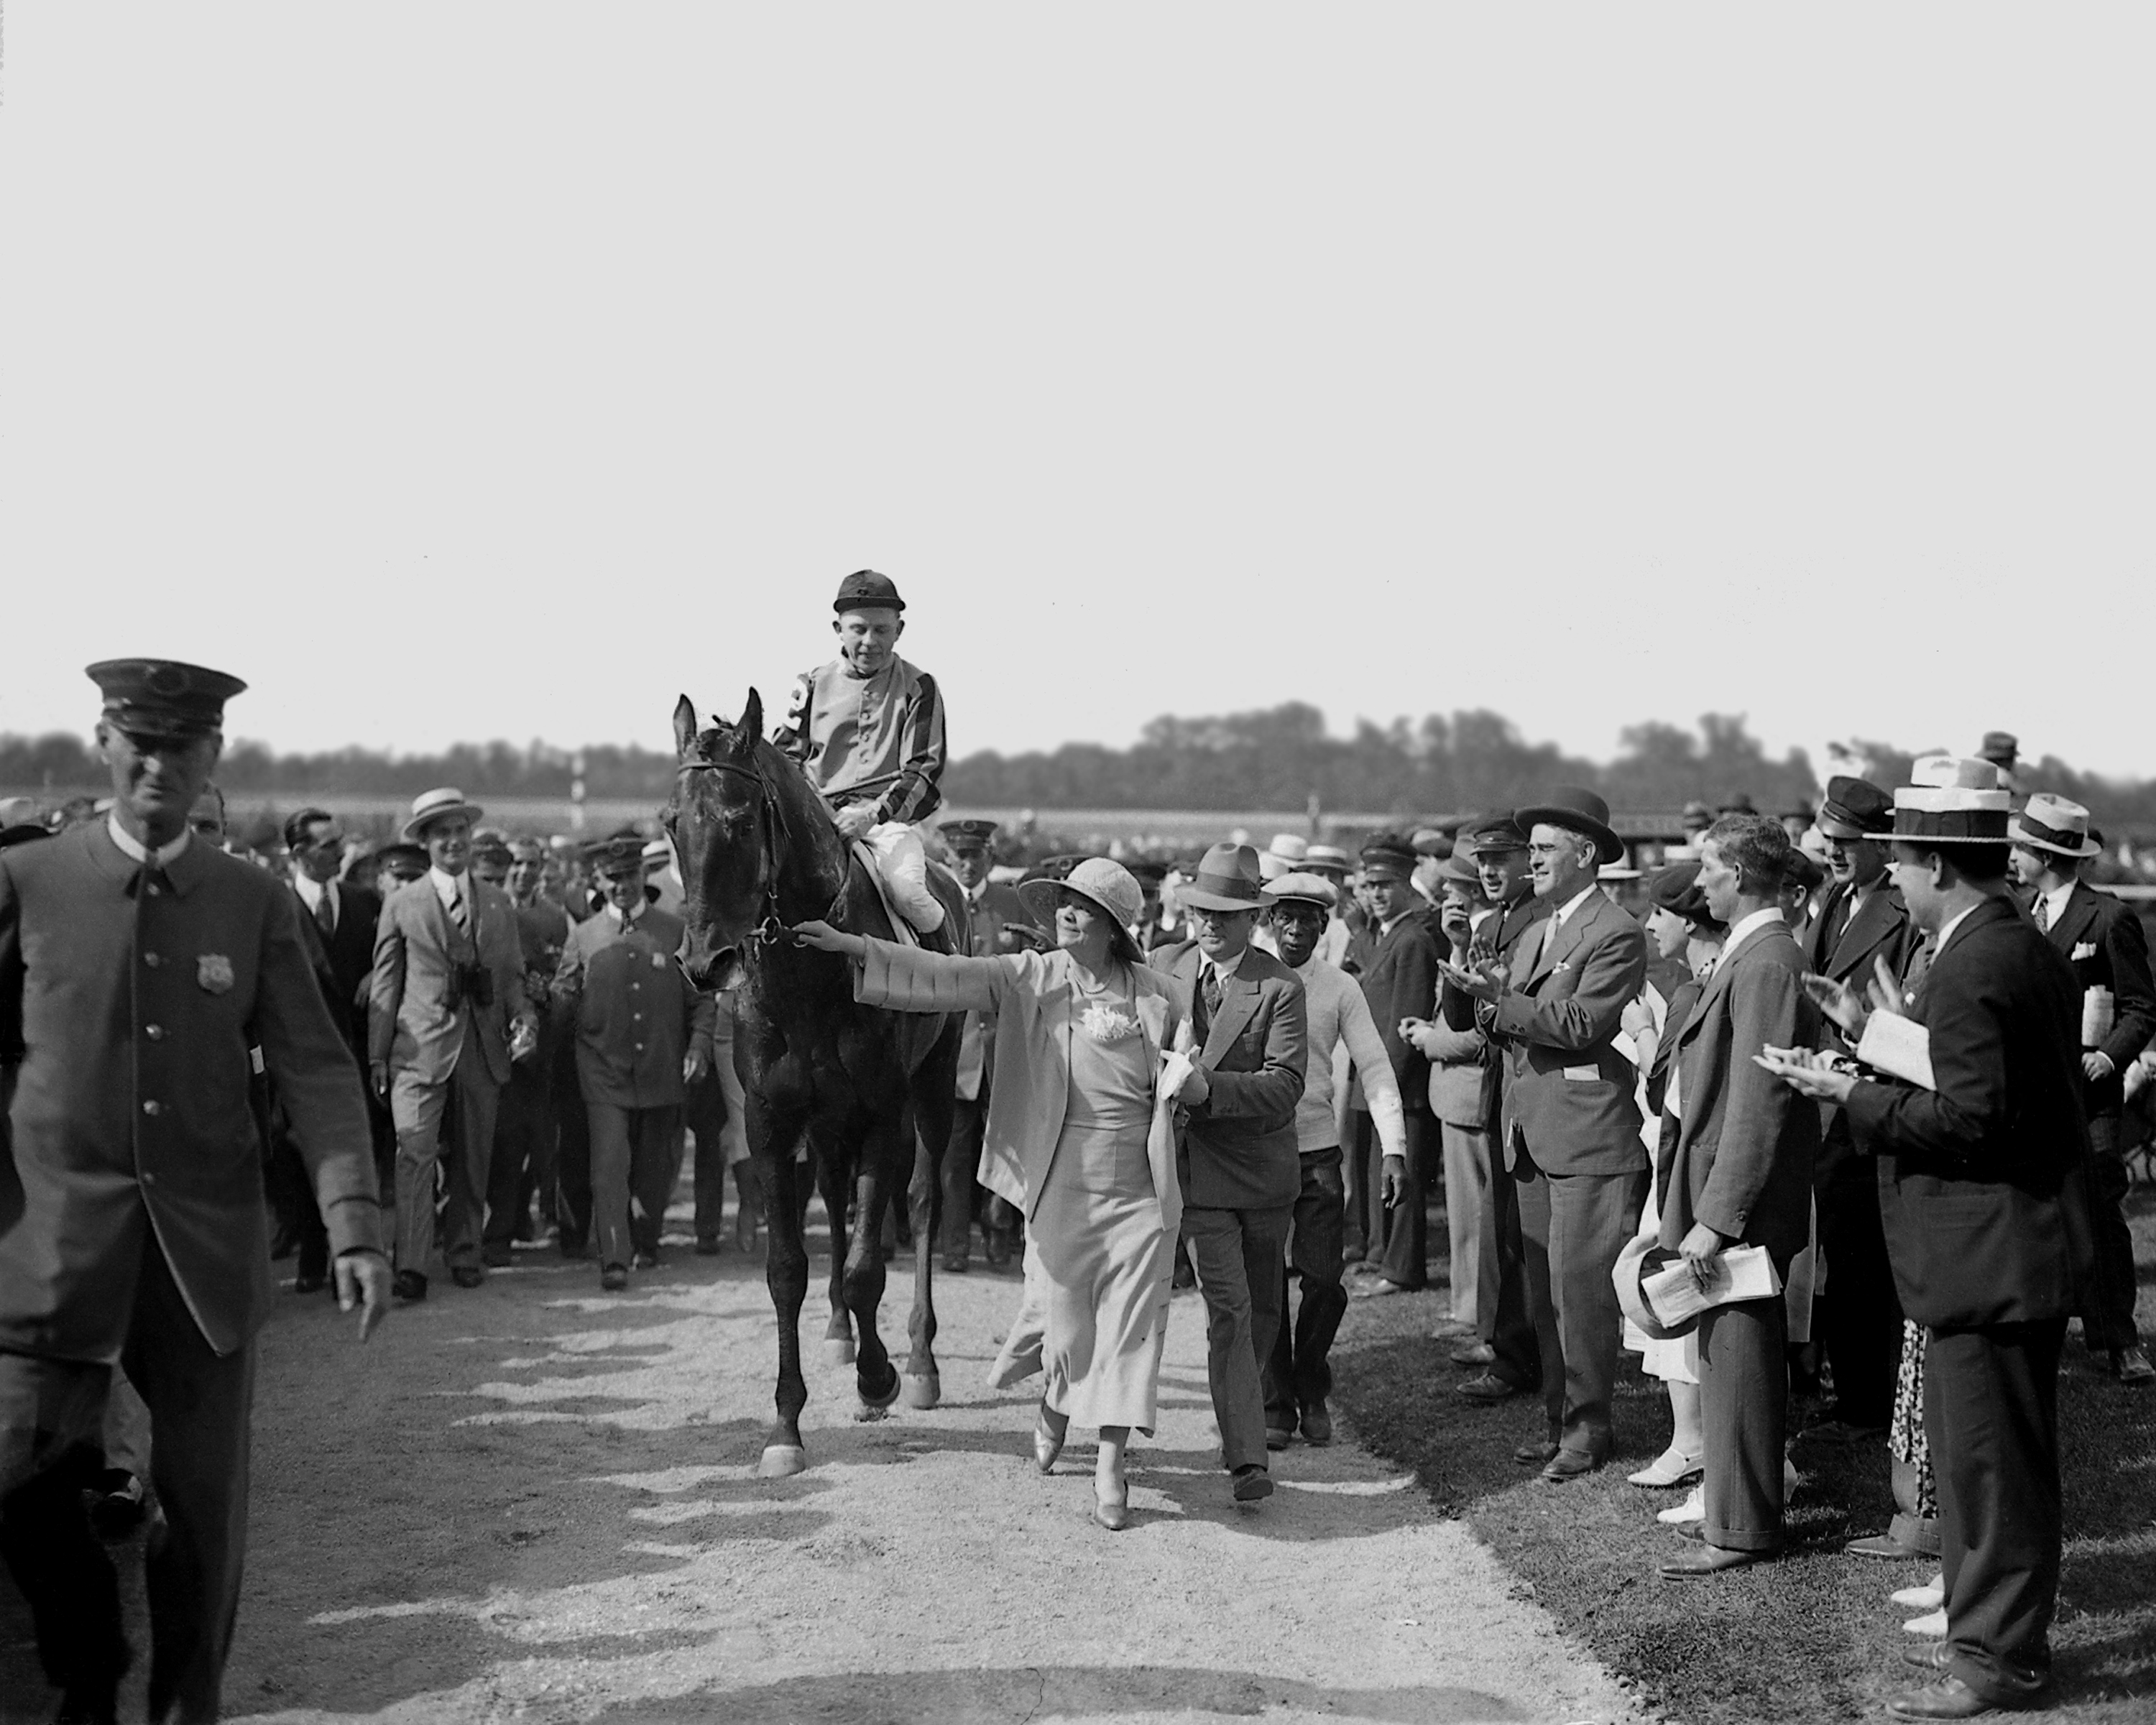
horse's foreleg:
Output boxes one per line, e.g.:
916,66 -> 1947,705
843,1125 -> 901,1415
811,1131 -> 855,1366
758,1145 -> 812,1478
905,1049 -> 957,1409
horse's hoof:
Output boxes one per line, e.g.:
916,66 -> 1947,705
858,1368 -> 902,1417
757,1444 -> 807,1478
900,1373 -> 941,1410
822,1337 -> 857,1367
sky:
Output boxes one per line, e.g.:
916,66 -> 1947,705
4,6 -> 2151,781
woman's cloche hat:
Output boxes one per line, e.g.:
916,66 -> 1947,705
1018,857 -> 1145,962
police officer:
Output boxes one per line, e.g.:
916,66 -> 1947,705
0,660 -> 387,1724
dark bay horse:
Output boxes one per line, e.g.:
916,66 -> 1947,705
666,690 -> 968,1478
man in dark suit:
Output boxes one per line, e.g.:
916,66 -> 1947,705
1446,788 -> 1648,1480
369,787 -> 535,1299
274,806 -> 384,1293
489,837 -> 574,1260
1656,816 -> 1820,1576
1444,813 -> 1549,1401
0,661 -> 388,1724
1344,834 -> 1443,1294
1803,776 -> 1917,1446
2009,793 -> 2156,1385
1774,756 -> 2091,1721
1152,842 -> 1307,1504
936,819 -> 1038,1271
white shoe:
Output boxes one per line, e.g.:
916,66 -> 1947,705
1903,1609 -> 1948,1637
1657,1484 -> 1705,1525
1892,1581 -> 1945,1611
1627,1448 -> 1703,1489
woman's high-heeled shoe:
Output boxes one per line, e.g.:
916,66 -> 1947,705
1092,1482 -> 1129,1532
1627,1447 -> 1704,1489
1033,1415 -> 1066,1474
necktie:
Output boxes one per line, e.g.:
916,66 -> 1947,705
314,888 -> 335,938
449,883 -> 469,937
1201,963 -> 1223,1036
2032,896 -> 2050,932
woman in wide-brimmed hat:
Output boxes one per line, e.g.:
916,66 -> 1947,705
793,857 -> 1195,1532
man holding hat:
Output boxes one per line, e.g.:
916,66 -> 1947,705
0,660 -> 388,1722
1768,757 -> 2091,1719
2009,794 -> 2155,1386
551,837 -> 714,1289
1150,842 -> 1307,1501
773,569 -> 949,934
371,786 -> 536,1298
1260,870 -> 1405,1447
1444,788 -> 1649,1481
1805,775 -> 1920,1444
1343,834 -> 1443,1294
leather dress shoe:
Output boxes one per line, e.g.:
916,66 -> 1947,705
1659,1543 -> 1769,1578
1848,1532 -> 1930,1560
1458,1372 -> 1522,1403
600,1264 -> 629,1292
392,1270 -> 428,1302
87,1471 -> 147,1540
1903,1642 -> 1953,1671
1514,1438 -> 1560,1466
450,1266 -> 484,1289
1540,1448 -> 1603,1483
1885,1675 -> 2042,1719
1231,1464 -> 1273,1502
292,1273 -> 328,1295
2113,1345 -> 2155,1385
1264,1425 -> 1294,1452
1299,1403 -> 1333,1447
1450,1340 -> 1496,1368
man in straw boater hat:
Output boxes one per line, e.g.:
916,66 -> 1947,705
1764,757 -> 2093,1720
371,786 -> 538,1301
773,569 -> 950,935
1149,842 -> 1308,1504
0,660 -> 388,1723
2007,794 -> 2156,1387
1440,787 -> 1649,1482
1257,870 -> 1405,1449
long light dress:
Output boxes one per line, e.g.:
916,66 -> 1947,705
1033,970 -> 1174,1432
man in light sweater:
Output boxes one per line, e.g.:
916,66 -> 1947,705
1259,872 -> 1407,1447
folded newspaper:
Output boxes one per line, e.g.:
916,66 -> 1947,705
1854,1011 -> 1935,1091
1641,1243 -> 1783,1329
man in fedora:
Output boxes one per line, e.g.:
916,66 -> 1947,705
2009,794 -> 2155,1386
1343,834 -> 1443,1294
1805,775 -> 1920,1446
0,660 -> 387,1723
370,786 -> 536,1298
1151,842 -> 1307,1502
1444,788 -> 1649,1480
1769,757 -> 2091,1719
773,569 -> 950,934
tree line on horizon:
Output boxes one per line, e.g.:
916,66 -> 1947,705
6,705 -> 2154,829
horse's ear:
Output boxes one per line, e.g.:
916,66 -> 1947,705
672,694 -> 700,759
738,688 -> 764,747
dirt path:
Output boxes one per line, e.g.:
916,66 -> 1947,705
53,1228 -> 1640,1724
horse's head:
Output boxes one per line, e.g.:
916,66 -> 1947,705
667,689 -> 780,991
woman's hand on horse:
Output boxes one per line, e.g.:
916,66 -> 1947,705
791,919 -> 865,958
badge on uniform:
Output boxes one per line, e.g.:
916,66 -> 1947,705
198,953 -> 234,995
652,952 -> 666,970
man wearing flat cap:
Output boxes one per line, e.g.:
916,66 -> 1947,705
1342,834 -> 1443,1295
2009,794 -> 2155,1386
551,838 -> 714,1289
1804,775 -> 1920,1444
1150,842 -> 1307,1502
0,659 -> 388,1723
773,569 -> 951,935
935,819 -> 1037,1270
1444,788 -> 1649,1481
1769,758 -> 2091,1719
371,786 -> 535,1299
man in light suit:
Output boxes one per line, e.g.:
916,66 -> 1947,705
2008,793 -> 2156,1386
1773,756 -> 2092,1721
1446,788 -> 1648,1481
369,786 -> 535,1300
1656,815 -> 1820,1576
0,661 -> 387,1724
1804,775 -> 1917,1444
1151,842 -> 1307,1504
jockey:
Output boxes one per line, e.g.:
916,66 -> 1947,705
772,569 -> 948,934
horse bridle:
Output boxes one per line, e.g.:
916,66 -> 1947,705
675,753 -> 798,950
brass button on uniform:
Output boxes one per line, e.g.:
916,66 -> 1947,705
145,1024 -> 165,1040
144,952 -> 162,968
142,1100 -> 162,1116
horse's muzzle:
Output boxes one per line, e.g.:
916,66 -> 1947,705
686,947 -> 746,993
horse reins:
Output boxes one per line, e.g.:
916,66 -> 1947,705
676,752 -> 844,949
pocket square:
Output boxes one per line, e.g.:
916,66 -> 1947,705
2072,942 -> 2097,961
1562,1064 -> 1599,1082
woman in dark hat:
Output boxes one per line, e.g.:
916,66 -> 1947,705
793,857 -> 1195,1532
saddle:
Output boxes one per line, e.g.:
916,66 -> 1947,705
841,842 -> 959,957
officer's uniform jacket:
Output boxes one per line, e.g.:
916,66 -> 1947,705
0,822 -> 382,1361
369,871 -> 528,1087
957,878 -> 1034,1095
551,904 -> 714,1110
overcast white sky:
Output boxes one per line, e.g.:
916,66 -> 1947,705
3,6 -> 2150,778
